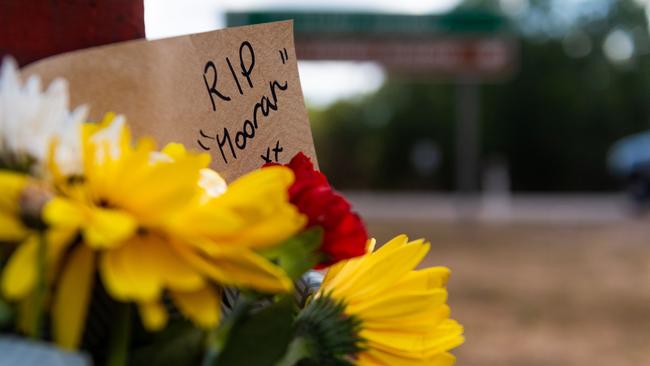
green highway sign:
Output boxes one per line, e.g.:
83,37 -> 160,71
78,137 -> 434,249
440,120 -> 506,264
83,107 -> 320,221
226,10 -> 511,36
226,11 -> 516,79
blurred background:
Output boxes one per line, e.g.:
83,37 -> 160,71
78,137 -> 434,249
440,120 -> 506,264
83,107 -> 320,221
4,0 -> 650,364
160,2 -> 650,364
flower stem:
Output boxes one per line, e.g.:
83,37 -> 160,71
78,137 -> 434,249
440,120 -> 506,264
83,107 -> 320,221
30,231 -> 47,339
274,337 -> 311,366
201,294 -> 254,366
106,302 -> 132,366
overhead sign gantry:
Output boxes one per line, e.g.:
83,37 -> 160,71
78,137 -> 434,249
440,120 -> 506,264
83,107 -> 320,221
227,10 -> 518,193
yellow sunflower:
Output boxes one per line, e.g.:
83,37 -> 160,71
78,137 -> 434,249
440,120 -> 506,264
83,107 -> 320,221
1,114 -> 305,349
318,235 -> 464,366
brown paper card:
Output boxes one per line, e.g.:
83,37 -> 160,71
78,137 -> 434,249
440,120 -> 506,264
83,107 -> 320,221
22,21 -> 316,182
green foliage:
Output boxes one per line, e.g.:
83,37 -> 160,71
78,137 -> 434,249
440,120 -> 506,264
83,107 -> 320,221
209,293 -> 363,366
260,228 -> 323,281
0,296 -> 13,329
130,320 -> 205,366
0,153 -> 35,175
213,296 -> 295,366
311,0 -> 650,191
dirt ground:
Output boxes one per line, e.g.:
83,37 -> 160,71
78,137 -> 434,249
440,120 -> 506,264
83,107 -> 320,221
366,219 -> 650,366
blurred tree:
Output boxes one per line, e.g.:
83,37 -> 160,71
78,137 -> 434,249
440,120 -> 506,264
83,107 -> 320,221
311,82 -> 456,190
311,0 -> 650,191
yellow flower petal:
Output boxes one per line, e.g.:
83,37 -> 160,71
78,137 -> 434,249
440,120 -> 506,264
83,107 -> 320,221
363,319 -> 464,359
52,245 -> 95,349
43,197 -> 84,228
160,143 -> 188,160
222,166 -> 294,202
151,239 -> 205,292
45,228 -> 79,264
100,234 -> 205,303
173,243 -> 292,293
176,166 -> 305,250
358,349 -> 457,366
325,238 -> 429,300
0,171 -> 28,241
100,236 -> 162,302
323,238 -> 375,285
227,205 -> 306,248
1,227 -> 77,301
348,289 -> 447,321
362,305 -> 450,334
322,235 -> 408,294
0,170 -> 27,212
138,300 -> 168,331
112,150 -> 207,224
396,267 -> 451,291
84,207 -> 137,249
170,286 -> 221,328
1,234 -> 38,300
0,211 -> 28,241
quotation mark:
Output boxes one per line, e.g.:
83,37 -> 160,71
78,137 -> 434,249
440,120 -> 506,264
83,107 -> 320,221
279,48 -> 288,64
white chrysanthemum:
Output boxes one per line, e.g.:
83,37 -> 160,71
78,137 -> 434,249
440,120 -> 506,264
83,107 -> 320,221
0,57 -> 87,175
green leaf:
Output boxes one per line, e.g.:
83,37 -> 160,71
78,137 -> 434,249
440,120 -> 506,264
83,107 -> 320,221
260,228 -> 323,280
130,320 -> 205,366
0,296 -> 13,329
213,297 -> 294,366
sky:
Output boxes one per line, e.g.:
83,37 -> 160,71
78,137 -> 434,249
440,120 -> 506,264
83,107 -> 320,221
143,0 -> 462,107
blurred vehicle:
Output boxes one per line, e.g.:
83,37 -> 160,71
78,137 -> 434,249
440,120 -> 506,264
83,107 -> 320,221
608,131 -> 650,205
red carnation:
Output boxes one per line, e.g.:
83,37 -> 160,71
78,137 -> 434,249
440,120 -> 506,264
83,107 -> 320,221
265,152 -> 368,268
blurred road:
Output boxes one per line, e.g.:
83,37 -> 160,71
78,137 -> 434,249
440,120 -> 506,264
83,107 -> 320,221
346,192 -> 630,223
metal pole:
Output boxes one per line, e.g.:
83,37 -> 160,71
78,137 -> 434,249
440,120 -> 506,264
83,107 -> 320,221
455,80 -> 481,194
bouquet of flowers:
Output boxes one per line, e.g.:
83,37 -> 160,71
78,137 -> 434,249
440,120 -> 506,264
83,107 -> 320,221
0,58 -> 464,366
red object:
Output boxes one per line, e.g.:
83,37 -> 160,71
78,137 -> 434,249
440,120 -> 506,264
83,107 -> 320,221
267,153 -> 368,268
0,0 -> 144,66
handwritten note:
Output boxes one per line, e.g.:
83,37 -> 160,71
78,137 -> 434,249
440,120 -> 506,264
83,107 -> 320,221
22,21 -> 316,181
